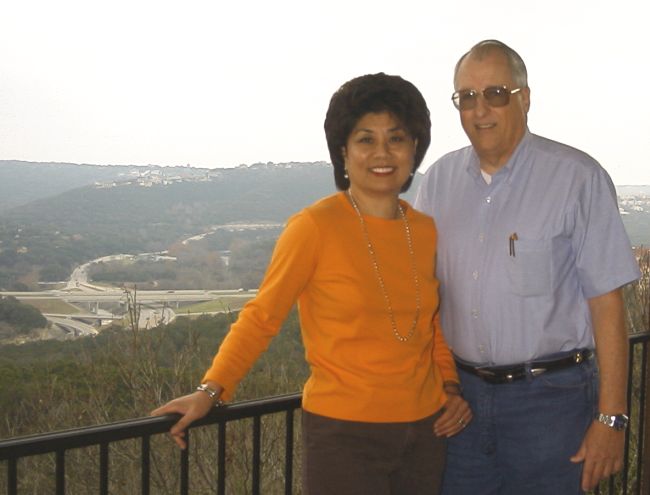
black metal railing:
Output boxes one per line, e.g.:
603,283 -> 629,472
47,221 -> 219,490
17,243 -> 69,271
1,393 -> 301,495
1,332 -> 649,495
594,331 -> 649,495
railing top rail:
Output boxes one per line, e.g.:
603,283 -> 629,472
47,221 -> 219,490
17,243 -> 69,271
0,392 -> 301,461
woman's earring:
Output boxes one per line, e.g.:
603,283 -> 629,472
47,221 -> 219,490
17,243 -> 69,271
342,148 -> 349,180
409,171 -> 415,177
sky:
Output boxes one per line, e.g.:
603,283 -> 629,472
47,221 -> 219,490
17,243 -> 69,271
1,0 -> 648,185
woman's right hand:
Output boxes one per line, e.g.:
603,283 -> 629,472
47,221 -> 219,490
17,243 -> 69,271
151,384 -> 223,449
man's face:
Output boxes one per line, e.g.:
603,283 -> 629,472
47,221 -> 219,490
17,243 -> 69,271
455,50 -> 530,171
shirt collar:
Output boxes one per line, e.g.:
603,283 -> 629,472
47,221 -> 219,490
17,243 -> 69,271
466,128 -> 532,185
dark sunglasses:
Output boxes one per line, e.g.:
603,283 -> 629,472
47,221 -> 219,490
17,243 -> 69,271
451,85 -> 522,111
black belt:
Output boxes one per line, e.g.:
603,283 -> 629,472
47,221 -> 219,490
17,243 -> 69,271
455,349 -> 593,384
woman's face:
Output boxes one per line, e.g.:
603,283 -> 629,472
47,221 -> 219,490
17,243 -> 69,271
342,111 -> 417,199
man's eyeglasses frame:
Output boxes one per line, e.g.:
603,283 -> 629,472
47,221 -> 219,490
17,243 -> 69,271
451,85 -> 523,111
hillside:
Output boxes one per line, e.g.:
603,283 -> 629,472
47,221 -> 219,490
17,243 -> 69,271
0,161 -> 145,212
0,160 -> 646,291
0,160 -> 221,213
3,162 -> 335,229
0,161 -> 340,289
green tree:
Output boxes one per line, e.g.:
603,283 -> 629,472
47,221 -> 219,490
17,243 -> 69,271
0,296 -> 47,334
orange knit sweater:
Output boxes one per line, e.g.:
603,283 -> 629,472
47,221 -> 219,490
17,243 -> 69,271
203,192 -> 458,422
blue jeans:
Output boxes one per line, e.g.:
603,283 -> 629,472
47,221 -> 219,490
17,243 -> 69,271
442,355 -> 597,495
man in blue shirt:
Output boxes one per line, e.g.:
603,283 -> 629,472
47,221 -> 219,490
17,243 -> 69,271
415,39 -> 641,494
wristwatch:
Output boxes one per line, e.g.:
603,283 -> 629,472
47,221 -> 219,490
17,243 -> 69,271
595,412 -> 629,431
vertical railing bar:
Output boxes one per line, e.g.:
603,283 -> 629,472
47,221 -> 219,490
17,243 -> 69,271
252,416 -> 261,495
284,409 -> 294,495
607,464 -> 615,494
635,341 -> 648,495
99,442 -> 109,495
55,450 -> 65,495
180,430 -> 189,495
217,422 -> 226,495
8,458 -> 17,495
622,339 -> 636,494
142,435 -> 151,495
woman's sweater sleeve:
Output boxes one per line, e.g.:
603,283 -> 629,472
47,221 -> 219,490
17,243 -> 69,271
202,211 -> 320,400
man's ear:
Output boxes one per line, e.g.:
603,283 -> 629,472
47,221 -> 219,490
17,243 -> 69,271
521,87 -> 531,114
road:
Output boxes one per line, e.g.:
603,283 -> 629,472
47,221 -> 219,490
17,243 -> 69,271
4,289 -> 254,304
45,316 -> 98,337
3,241 -> 258,338
2,288 -> 256,338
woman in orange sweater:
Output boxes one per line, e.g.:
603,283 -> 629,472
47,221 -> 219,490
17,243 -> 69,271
153,73 -> 471,495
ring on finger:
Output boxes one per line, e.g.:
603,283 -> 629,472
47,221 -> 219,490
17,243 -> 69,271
457,418 -> 465,426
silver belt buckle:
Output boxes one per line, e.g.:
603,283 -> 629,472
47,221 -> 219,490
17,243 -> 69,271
529,367 -> 547,377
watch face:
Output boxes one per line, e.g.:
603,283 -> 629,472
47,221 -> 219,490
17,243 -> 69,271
613,415 -> 629,431
597,413 -> 629,431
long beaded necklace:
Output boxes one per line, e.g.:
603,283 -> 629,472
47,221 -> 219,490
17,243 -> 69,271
347,190 -> 421,342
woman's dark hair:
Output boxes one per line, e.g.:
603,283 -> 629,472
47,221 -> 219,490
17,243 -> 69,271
324,72 -> 431,192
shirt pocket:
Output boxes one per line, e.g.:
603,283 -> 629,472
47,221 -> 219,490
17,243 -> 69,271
506,238 -> 553,297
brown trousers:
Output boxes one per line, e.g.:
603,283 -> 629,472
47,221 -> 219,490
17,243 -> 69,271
301,410 -> 446,495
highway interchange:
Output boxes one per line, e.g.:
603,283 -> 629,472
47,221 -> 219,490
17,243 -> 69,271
2,287 -> 255,338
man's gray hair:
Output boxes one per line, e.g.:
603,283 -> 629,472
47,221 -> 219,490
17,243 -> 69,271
454,39 -> 528,89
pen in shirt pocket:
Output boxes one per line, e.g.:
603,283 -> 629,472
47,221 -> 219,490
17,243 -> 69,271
509,233 -> 518,257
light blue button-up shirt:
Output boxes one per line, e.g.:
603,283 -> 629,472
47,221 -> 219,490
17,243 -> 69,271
414,131 -> 641,365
